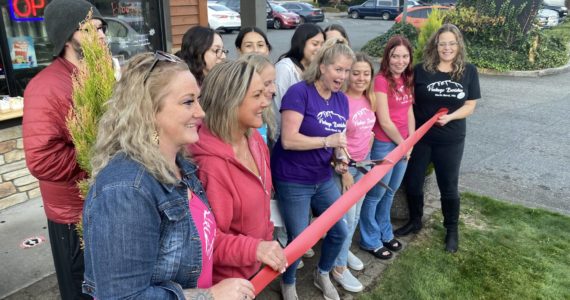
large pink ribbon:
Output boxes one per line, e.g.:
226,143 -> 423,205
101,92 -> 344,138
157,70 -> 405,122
251,108 -> 449,294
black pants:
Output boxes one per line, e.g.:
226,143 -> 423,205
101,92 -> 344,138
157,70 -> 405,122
47,220 -> 92,300
404,139 -> 465,231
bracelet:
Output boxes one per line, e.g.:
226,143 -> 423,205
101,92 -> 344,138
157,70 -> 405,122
322,137 -> 329,149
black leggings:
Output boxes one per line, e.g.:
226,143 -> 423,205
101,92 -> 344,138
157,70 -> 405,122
405,139 -> 465,230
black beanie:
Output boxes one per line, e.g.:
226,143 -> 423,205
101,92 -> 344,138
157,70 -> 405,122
44,0 -> 106,57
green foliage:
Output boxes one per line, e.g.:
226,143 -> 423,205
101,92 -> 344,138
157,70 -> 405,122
414,7 -> 446,63
467,31 -> 568,71
361,22 -> 418,57
67,16 -> 115,178
67,12 -> 116,239
441,1 -> 570,71
448,0 -> 527,49
361,193 -> 570,299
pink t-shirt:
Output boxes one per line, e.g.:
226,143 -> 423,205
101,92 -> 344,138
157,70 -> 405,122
372,74 -> 413,142
188,191 -> 216,288
345,94 -> 376,162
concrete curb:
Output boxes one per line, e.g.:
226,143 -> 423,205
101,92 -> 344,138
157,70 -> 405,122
477,59 -> 570,77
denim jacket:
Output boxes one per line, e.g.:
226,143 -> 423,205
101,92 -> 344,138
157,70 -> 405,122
82,153 -> 209,299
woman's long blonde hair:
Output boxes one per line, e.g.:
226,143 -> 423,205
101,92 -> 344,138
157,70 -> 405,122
422,23 -> 467,81
303,37 -> 355,84
91,53 -> 190,185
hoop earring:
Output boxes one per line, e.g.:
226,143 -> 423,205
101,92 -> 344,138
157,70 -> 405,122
152,130 -> 159,145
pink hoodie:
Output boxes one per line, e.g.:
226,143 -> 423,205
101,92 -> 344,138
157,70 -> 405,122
188,125 -> 274,283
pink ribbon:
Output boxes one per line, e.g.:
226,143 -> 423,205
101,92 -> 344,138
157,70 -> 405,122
251,108 -> 449,294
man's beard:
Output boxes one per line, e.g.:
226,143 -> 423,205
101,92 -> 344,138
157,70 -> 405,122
70,37 -> 84,60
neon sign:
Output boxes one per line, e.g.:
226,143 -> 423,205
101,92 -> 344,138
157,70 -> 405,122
9,0 -> 46,22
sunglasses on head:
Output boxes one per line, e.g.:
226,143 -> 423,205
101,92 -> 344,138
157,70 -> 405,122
143,51 -> 184,84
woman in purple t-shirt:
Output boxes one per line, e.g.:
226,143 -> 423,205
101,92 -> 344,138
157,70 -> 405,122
271,38 -> 354,300
359,35 -> 415,260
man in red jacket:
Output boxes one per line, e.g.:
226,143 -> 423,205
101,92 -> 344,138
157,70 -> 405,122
22,0 -> 107,299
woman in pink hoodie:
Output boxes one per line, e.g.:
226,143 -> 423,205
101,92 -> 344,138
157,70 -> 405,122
189,59 -> 287,284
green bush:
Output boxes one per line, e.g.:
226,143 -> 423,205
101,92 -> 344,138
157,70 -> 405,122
469,32 -> 568,71
445,2 -> 526,49
414,7 -> 446,63
361,22 -> 418,57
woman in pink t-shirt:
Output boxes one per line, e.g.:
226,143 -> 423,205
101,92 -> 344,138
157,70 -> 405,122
359,35 -> 415,260
330,53 -> 376,293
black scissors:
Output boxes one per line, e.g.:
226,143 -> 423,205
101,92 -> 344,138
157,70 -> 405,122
345,157 -> 395,193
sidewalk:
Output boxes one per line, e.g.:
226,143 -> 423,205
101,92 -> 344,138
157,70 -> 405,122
1,176 -> 440,299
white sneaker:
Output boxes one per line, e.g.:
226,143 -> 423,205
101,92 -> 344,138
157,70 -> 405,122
303,247 -> 315,258
280,281 -> 298,300
297,259 -> 304,269
347,251 -> 364,271
313,268 -> 340,300
332,268 -> 364,293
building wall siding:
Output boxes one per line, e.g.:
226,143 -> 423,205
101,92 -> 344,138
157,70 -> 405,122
169,0 -> 208,50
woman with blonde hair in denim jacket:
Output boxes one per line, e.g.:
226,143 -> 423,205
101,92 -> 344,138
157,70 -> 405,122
82,52 -> 254,300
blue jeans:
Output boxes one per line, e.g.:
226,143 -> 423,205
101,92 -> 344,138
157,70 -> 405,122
274,178 -> 348,284
359,140 -> 408,250
332,164 -> 366,267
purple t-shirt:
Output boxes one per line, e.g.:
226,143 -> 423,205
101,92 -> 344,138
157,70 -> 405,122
272,81 -> 349,184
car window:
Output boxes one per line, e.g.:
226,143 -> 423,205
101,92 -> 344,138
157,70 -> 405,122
107,20 -> 128,38
291,4 -> 302,10
377,0 -> 393,7
271,4 -> 288,13
408,10 -> 421,17
363,1 -> 374,7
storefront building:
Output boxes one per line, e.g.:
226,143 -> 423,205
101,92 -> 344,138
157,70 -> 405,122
0,0 -> 206,210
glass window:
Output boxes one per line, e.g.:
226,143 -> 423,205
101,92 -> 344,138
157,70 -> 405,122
0,0 -> 164,96
363,1 -> 374,7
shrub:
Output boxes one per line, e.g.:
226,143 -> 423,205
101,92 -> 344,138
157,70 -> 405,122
361,22 -> 418,57
447,0 -> 528,49
469,32 -> 568,71
414,7 -> 446,63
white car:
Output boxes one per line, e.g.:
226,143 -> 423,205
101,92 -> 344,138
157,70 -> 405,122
537,8 -> 560,28
407,0 -> 421,7
208,3 -> 241,33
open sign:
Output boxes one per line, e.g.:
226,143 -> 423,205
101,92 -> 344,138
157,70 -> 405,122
9,0 -> 46,22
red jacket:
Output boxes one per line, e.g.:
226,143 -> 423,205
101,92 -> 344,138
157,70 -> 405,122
23,57 -> 87,224
189,126 -> 274,283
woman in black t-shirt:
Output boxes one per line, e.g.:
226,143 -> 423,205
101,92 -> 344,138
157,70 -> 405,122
394,24 -> 481,253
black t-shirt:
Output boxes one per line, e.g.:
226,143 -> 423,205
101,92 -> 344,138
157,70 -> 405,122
413,63 -> 481,144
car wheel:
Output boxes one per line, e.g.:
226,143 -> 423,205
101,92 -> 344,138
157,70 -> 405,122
382,12 -> 391,20
350,11 -> 359,19
274,18 -> 282,30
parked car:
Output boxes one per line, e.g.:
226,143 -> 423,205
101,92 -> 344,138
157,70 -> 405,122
395,5 -> 450,28
406,0 -> 422,7
208,3 -> 241,33
104,17 -> 151,60
348,0 -> 401,20
542,0 -> 568,18
216,0 -> 275,29
278,1 -> 324,23
269,3 -> 301,29
537,8 -> 560,28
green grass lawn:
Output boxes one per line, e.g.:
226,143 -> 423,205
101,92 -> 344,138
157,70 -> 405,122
361,193 -> 570,300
